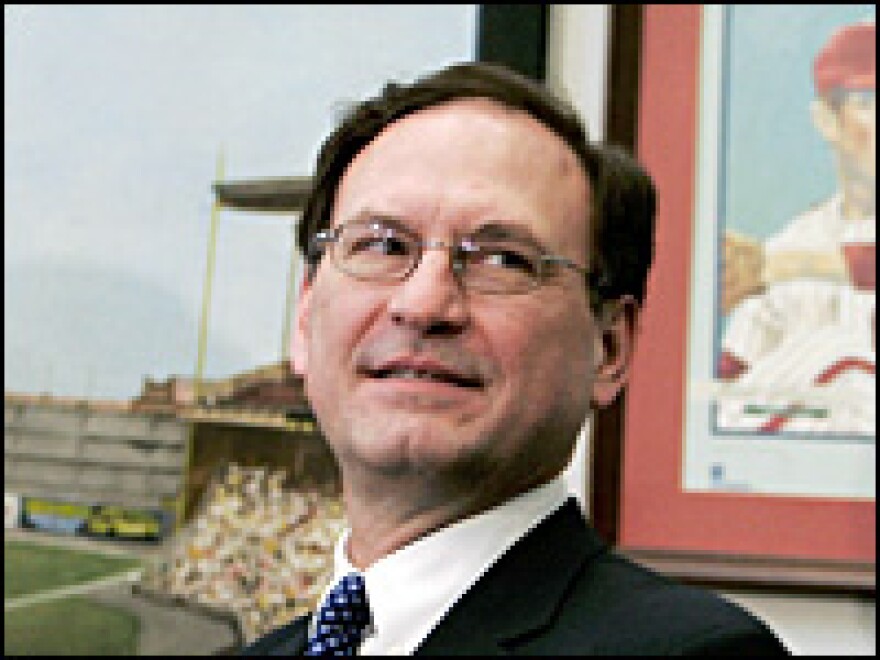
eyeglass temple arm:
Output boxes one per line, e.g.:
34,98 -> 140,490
307,229 -> 337,260
543,255 -> 612,293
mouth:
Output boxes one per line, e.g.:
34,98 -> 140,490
360,363 -> 485,390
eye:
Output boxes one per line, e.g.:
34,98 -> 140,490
474,246 -> 538,275
347,234 -> 410,257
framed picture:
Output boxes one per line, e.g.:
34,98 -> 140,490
610,5 -> 875,592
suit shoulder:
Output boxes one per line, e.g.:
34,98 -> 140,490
582,551 -> 765,625
559,551 -> 789,654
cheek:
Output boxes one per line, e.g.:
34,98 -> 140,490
303,282 -> 383,442
305,292 -> 340,368
491,302 -> 594,400
841,114 -> 875,160
305,279 -> 382,381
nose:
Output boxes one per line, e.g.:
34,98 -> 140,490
387,244 -> 470,335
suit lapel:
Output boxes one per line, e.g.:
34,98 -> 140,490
275,617 -> 309,656
239,613 -> 310,656
415,498 -> 606,655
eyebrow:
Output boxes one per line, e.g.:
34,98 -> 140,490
469,222 -> 547,252
343,211 -> 415,236
343,211 -> 548,251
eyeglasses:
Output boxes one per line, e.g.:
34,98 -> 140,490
310,218 -> 596,295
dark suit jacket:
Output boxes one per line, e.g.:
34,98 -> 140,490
241,498 -> 789,655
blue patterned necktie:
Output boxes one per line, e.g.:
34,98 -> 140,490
304,573 -> 372,656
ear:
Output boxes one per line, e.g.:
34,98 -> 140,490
590,296 -> 639,408
811,97 -> 840,144
290,276 -> 313,377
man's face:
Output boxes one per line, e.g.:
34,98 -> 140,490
816,90 -> 877,183
294,99 -> 626,493
836,90 -> 876,181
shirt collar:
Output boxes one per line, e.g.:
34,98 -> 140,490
327,476 -> 571,655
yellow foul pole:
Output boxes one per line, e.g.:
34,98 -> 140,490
177,150 -> 225,531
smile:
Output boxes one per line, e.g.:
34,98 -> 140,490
366,367 -> 483,389
358,355 -> 486,390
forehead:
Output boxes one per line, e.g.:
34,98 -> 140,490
837,88 -> 876,103
333,99 -> 590,250
345,98 -> 583,183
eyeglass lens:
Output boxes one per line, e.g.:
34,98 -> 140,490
331,220 -> 545,293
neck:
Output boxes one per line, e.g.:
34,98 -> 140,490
340,464 -> 561,569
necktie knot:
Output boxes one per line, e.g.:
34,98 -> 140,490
305,573 -> 371,656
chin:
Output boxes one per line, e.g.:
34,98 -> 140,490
341,415 -> 496,478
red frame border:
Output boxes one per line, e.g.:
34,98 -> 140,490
619,5 -> 875,566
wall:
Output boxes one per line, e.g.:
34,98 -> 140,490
4,397 -> 186,509
547,4 -> 876,655
546,4 -> 610,511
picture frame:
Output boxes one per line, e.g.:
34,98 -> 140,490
596,5 -> 875,594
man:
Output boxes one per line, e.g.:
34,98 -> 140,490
719,22 -> 875,434
721,21 -> 875,316
243,62 -> 788,655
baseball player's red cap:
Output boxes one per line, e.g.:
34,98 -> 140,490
813,22 -> 875,95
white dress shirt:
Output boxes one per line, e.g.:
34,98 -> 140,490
314,476 -> 572,655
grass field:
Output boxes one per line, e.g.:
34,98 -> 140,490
5,539 -> 142,599
4,539 -> 143,656
5,595 -> 140,656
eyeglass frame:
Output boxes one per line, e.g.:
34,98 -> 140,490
307,218 -> 610,298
